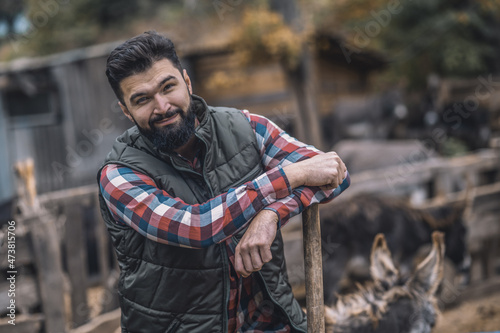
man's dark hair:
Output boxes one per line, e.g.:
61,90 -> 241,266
106,31 -> 183,105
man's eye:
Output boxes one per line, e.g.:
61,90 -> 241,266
163,84 -> 173,92
136,97 -> 149,105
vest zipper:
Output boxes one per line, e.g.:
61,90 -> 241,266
195,134 -> 215,198
196,133 -> 226,332
220,243 -> 230,333
256,271 -> 307,333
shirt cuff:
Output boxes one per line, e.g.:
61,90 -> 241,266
251,165 -> 292,204
262,206 -> 282,229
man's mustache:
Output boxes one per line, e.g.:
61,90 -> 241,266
150,109 -> 182,125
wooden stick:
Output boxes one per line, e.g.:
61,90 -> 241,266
302,204 -> 325,332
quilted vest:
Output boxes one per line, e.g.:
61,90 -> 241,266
97,95 -> 307,333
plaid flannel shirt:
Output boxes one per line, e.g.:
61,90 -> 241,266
99,110 -> 350,332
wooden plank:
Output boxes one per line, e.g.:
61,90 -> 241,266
27,212 -> 66,333
333,149 -> 500,202
464,182 -> 500,245
69,309 -> 120,333
93,192 -> 120,314
452,277 -> 500,305
38,184 -> 96,205
0,276 -> 39,315
64,200 -> 90,328
93,192 -> 110,286
0,230 -> 32,267
302,204 -> 325,333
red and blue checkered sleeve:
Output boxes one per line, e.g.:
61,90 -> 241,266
99,163 -> 292,248
241,110 -> 350,227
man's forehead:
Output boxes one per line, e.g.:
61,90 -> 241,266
120,59 -> 181,96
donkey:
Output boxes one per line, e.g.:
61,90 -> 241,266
320,194 -> 469,305
324,231 -> 445,333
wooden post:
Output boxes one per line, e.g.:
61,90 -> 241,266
92,192 -> 111,286
27,211 -> 67,333
64,200 -> 90,328
302,204 -> 325,332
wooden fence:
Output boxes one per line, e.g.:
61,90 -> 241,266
1,147 -> 499,332
0,185 -> 119,333
282,147 -> 500,298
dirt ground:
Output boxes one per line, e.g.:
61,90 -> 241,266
84,286 -> 500,333
435,291 -> 500,333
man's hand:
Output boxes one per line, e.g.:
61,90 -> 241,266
234,210 -> 278,277
283,152 -> 347,190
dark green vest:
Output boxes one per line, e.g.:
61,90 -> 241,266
97,96 -> 307,333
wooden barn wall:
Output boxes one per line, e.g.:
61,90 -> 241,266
193,52 -> 295,119
49,56 -> 131,192
193,51 -> 371,125
7,56 -> 131,195
314,56 -> 370,117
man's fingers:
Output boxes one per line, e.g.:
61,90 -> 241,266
259,245 -> 273,264
250,249 -> 264,270
236,242 -> 271,277
241,250 -> 254,275
235,248 -> 250,277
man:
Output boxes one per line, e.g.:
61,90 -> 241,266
98,31 -> 350,333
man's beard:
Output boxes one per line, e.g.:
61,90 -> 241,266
135,99 -> 197,153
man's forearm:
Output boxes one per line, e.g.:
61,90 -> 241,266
100,163 -> 293,249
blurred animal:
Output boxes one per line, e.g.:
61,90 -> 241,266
320,194 -> 469,305
324,232 -> 445,333
437,103 -> 491,152
321,89 -> 407,147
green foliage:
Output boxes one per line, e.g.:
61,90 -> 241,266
0,0 -> 184,59
328,0 -> 500,88
230,6 -> 308,70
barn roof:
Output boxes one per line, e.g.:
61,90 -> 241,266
0,28 -> 386,74
0,40 -> 123,74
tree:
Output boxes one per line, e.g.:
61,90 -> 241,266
323,0 -> 500,88
230,2 -> 323,149
0,0 -> 185,59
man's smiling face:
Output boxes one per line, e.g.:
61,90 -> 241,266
118,58 -> 197,152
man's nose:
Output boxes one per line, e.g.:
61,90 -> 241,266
153,93 -> 171,114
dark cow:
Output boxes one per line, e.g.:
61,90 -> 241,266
320,194 -> 469,305
324,232 -> 445,333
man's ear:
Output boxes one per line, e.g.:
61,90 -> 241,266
119,102 -> 134,123
183,69 -> 193,94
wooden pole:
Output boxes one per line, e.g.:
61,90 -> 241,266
302,204 -> 325,332
28,211 -> 67,333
